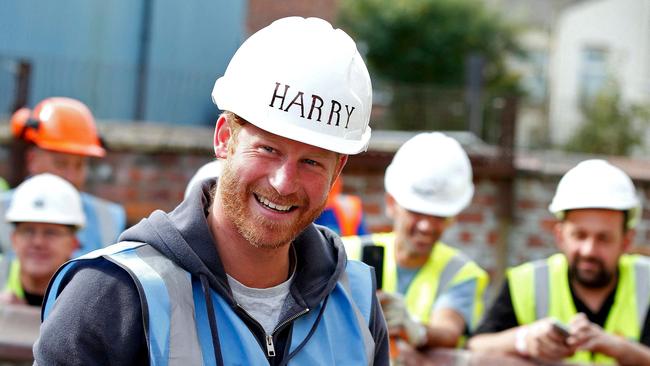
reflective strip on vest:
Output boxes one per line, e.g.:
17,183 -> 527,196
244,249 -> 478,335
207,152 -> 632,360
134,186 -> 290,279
508,253 -> 650,364
634,256 -> 650,328
0,256 -> 25,299
332,195 -> 364,237
44,242 -> 375,365
109,244 -> 204,366
0,192 -> 14,256
78,192 -> 126,256
343,232 -> 488,329
0,256 -> 8,285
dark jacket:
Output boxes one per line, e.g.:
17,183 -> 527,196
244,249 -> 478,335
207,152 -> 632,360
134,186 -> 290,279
34,179 -> 389,365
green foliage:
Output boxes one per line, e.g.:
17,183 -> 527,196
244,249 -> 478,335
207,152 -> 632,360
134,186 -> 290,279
337,0 -> 522,133
337,0 -> 522,87
565,85 -> 650,156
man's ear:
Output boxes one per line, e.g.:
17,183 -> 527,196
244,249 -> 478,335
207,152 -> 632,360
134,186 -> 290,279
71,236 -> 81,252
622,228 -> 636,253
331,155 -> 349,185
213,115 -> 231,159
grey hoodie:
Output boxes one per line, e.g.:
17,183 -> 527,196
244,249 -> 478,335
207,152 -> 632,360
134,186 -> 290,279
34,179 -> 389,365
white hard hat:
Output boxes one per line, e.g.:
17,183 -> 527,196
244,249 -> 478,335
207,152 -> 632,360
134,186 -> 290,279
6,173 -> 85,228
549,159 -> 640,228
385,132 -> 474,217
184,161 -> 222,199
212,16 -> 372,155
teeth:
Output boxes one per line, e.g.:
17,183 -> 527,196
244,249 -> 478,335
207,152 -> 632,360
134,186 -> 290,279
257,195 -> 292,212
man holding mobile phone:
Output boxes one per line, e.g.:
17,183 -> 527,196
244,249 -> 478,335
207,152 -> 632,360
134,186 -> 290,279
468,160 -> 650,365
344,132 -> 489,351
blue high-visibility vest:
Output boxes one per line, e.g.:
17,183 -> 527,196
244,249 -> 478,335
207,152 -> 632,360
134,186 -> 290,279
44,242 -> 377,366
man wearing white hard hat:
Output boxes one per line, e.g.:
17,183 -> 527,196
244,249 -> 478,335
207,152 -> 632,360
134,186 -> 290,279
0,174 -> 84,307
35,17 -> 388,365
344,132 -> 488,352
469,159 -> 650,365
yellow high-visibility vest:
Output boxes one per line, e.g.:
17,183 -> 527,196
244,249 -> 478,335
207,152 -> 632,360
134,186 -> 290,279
508,253 -> 650,364
343,232 -> 488,329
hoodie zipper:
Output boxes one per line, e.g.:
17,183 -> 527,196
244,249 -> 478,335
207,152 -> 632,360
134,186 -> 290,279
266,308 -> 310,357
235,304 -> 310,358
272,308 -> 310,336
265,335 -> 276,356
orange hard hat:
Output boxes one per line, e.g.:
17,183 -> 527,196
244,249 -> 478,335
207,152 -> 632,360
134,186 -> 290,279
11,97 -> 105,157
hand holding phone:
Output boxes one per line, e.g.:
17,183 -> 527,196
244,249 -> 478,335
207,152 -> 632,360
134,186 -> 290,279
551,319 -> 571,339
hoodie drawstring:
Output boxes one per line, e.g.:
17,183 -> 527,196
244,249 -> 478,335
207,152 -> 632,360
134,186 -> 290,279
280,294 -> 330,366
200,274 -> 224,366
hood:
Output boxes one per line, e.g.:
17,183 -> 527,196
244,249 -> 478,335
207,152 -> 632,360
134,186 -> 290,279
118,177 -> 347,309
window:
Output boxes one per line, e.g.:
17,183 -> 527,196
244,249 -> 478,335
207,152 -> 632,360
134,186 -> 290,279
579,46 -> 609,101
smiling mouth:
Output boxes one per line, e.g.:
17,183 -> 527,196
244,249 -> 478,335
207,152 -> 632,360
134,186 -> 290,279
254,193 -> 296,212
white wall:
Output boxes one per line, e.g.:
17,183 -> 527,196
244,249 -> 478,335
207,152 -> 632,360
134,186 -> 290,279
548,0 -> 650,146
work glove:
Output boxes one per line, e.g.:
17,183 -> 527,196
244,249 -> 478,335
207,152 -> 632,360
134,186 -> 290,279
377,291 -> 427,347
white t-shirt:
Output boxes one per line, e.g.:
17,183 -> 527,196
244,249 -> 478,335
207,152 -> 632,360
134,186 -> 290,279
227,270 -> 295,335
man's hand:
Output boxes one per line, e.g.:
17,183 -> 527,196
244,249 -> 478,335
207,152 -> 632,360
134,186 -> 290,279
567,313 -> 619,356
0,291 -> 27,305
567,313 -> 650,366
377,291 -> 427,347
516,318 -> 576,362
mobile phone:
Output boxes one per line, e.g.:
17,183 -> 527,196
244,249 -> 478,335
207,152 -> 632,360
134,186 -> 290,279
551,319 -> 570,339
361,245 -> 384,290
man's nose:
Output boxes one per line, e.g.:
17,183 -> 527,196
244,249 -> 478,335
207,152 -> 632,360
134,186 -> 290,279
269,161 -> 300,196
579,237 -> 597,256
415,217 -> 434,232
28,230 -> 48,247
415,216 -> 446,233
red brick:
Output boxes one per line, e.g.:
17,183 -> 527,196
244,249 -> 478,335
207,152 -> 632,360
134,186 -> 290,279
487,230 -> 499,246
527,235 -> 545,248
643,209 -> 650,220
540,218 -> 557,233
457,212 -> 483,223
517,199 -> 537,210
369,224 -> 392,233
124,202 -> 169,225
474,194 -> 496,206
459,231 -> 473,244
247,0 -> 337,34
128,168 -> 142,181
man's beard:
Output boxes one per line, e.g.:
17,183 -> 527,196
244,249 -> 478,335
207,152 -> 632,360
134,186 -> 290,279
568,255 -> 615,289
218,159 -> 327,249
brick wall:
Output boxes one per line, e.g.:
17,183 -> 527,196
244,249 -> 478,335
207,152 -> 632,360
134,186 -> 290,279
2,121 -> 650,296
246,0 -> 338,35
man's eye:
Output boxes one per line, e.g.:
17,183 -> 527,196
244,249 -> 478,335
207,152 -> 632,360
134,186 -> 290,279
598,235 -> 612,243
304,159 -> 319,166
262,146 -> 275,153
